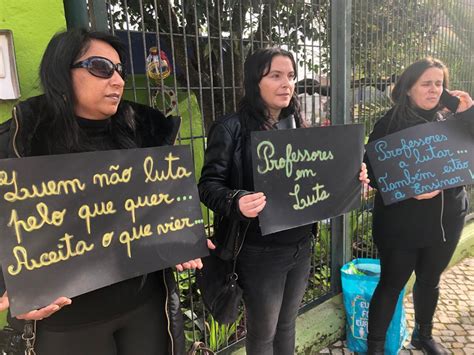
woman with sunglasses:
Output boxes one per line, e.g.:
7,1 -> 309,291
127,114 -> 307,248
0,28 -> 203,355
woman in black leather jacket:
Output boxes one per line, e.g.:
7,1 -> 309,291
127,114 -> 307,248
364,57 -> 473,354
199,47 -> 369,355
0,28 -> 202,355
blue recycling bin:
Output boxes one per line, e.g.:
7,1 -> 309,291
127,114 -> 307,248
341,258 -> 408,354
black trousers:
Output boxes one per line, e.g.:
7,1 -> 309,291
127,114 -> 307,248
35,292 -> 169,355
367,236 -> 461,341
236,237 -> 312,355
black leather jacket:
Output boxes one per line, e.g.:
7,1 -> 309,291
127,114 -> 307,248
0,95 -> 185,355
199,112 -> 314,254
198,113 -> 252,259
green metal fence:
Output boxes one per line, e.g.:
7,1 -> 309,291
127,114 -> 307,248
68,0 -> 474,352
103,1 -> 334,352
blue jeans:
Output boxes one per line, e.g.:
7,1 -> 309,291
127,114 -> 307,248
237,237 -> 312,355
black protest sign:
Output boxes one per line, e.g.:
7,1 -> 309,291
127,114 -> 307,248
251,124 -> 364,235
366,119 -> 474,205
0,145 -> 208,316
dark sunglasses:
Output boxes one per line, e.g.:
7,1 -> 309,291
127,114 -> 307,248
71,56 -> 126,80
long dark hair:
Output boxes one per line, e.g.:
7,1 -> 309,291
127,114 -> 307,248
238,47 -> 303,132
38,28 -> 136,152
389,57 -> 449,128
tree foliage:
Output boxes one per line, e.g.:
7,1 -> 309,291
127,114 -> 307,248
433,0 -> 474,94
109,0 -> 331,128
108,0 -> 474,128
351,0 -> 439,79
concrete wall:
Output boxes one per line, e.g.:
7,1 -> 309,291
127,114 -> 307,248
0,0 -> 66,122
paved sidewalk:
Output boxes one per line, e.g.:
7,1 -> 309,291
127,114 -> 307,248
318,257 -> 474,354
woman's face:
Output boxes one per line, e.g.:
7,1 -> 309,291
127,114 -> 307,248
258,55 -> 296,119
407,67 -> 444,110
71,40 -> 125,120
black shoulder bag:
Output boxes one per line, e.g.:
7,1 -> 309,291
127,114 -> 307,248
0,320 -> 36,355
196,220 -> 249,325
196,114 -> 251,324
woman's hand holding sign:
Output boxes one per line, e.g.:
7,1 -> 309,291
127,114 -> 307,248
413,190 -> 441,201
238,192 -> 267,218
175,239 -> 216,272
0,292 -> 8,312
359,163 -> 370,185
0,292 -> 71,320
237,165 -> 367,220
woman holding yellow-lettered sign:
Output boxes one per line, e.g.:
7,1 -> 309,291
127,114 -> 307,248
0,29 -> 206,355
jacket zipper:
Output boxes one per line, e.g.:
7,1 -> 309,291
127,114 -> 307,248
440,190 -> 446,242
12,106 -> 21,158
163,269 -> 174,355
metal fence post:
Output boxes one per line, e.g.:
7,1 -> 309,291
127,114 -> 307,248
330,0 -> 352,294
63,0 -> 89,30
63,0 -> 108,31
89,0 -> 108,32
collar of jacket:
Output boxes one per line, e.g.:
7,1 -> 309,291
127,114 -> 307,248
6,95 -> 182,158
9,95 -> 46,158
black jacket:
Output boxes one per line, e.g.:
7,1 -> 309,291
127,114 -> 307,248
198,113 -> 251,259
364,106 -> 473,249
0,95 -> 185,355
198,112 -> 312,256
